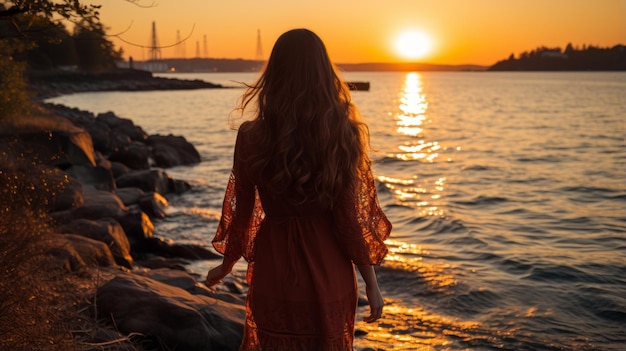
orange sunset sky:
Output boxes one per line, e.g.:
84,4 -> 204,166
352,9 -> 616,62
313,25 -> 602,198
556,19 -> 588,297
90,0 -> 626,66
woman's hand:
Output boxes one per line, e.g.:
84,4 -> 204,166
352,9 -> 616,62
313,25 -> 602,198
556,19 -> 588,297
356,264 -> 384,323
204,263 -> 232,287
363,283 -> 384,323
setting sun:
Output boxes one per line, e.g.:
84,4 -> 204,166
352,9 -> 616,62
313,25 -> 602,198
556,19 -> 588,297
394,30 -> 433,60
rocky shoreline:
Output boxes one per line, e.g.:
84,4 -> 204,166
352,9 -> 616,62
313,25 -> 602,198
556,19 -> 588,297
1,99 -> 248,349
2,72 -> 377,350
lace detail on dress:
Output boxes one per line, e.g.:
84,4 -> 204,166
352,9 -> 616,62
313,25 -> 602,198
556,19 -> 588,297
212,170 -> 265,262
333,165 -> 392,265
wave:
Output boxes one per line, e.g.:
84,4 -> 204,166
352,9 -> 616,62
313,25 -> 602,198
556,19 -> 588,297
523,263 -> 608,284
461,164 -> 498,172
515,156 -> 567,163
453,195 -> 509,206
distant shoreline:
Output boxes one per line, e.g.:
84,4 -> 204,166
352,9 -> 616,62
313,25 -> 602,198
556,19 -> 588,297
121,56 -> 626,73
27,68 -> 225,100
121,57 -> 488,73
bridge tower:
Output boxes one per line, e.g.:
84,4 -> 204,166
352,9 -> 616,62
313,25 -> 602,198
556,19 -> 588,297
255,29 -> 263,61
148,21 -> 162,61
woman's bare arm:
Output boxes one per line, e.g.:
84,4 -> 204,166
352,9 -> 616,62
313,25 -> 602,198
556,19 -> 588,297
356,264 -> 384,323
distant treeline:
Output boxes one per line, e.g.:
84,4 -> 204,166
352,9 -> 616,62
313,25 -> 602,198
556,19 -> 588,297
489,44 -> 626,71
0,4 -> 122,73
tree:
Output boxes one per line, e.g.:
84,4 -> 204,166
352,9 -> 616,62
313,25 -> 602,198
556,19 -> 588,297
0,1 -> 101,27
0,1 -> 128,120
73,22 -> 122,71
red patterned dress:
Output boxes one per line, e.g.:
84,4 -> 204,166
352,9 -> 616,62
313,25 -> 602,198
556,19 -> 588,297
212,127 -> 391,350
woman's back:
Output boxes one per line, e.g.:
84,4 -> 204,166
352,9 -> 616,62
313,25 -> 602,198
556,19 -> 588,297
207,29 -> 391,350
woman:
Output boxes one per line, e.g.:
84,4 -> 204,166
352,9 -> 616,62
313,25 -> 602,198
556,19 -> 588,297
205,28 -> 391,350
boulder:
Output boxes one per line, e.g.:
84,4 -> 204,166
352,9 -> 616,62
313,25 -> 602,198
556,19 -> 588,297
116,168 -> 171,194
96,111 -> 135,129
142,268 -> 198,291
72,189 -> 127,220
118,207 -> 155,244
0,114 -> 96,168
110,160 -> 130,178
59,218 -> 133,269
66,164 -> 116,191
147,134 -> 201,168
116,124 -> 148,142
95,151 -> 112,170
108,143 -> 152,170
47,233 -> 117,272
109,132 -> 132,153
138,192 -> 169,219
169,177 -> 192,194
44,168 -> 84,212
96,273 -> 245,351
87,120 -> 113,153
141,237 -> 222,260
115,187 -> 145,206
62,115 -> 112,153
51,176 -> 84,212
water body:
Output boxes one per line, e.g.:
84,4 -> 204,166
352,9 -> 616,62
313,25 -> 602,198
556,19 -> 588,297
49,71 -> 626,350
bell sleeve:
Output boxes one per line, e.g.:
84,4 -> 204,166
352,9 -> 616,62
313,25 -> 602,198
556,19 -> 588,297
212,130 -> 264,264
333,165 -> 392,265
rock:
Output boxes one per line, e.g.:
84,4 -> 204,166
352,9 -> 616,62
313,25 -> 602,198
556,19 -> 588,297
138,192 -> 169,218
60,111 -> 113,153
117,124 -> 148,142
142,268 -> 198,290
109,160 -> 130,178
47,233 -> 117,272
87,121 -> 113,152
51,181 -> 84,212
141,237 -> 222,260
147,134 -> 201,168
97,111 -> 135,130
108,143 -> 152,170
66,164 -> 116,191
117,207 -> 154,244
109,132 -> 132,153
224,280 -> 245,295
95,151 -> 112,169
96,273 -> 245,350
72,189 -> 127,220
115,187 -> 145,206
0,114 -> 96,168
46,169 -> 84,212
59,218 -> 133,269
116,168 -> 171,194
169,177 -> 192,194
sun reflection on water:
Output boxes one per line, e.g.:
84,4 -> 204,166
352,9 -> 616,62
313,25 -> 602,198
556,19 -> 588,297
354,301 -> 482,351
379,72 -> 448,217
384,240 -> 458,293
352,240 -> 483,350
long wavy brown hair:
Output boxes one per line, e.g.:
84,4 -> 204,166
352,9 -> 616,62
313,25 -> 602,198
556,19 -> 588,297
237,28 -> 370,208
